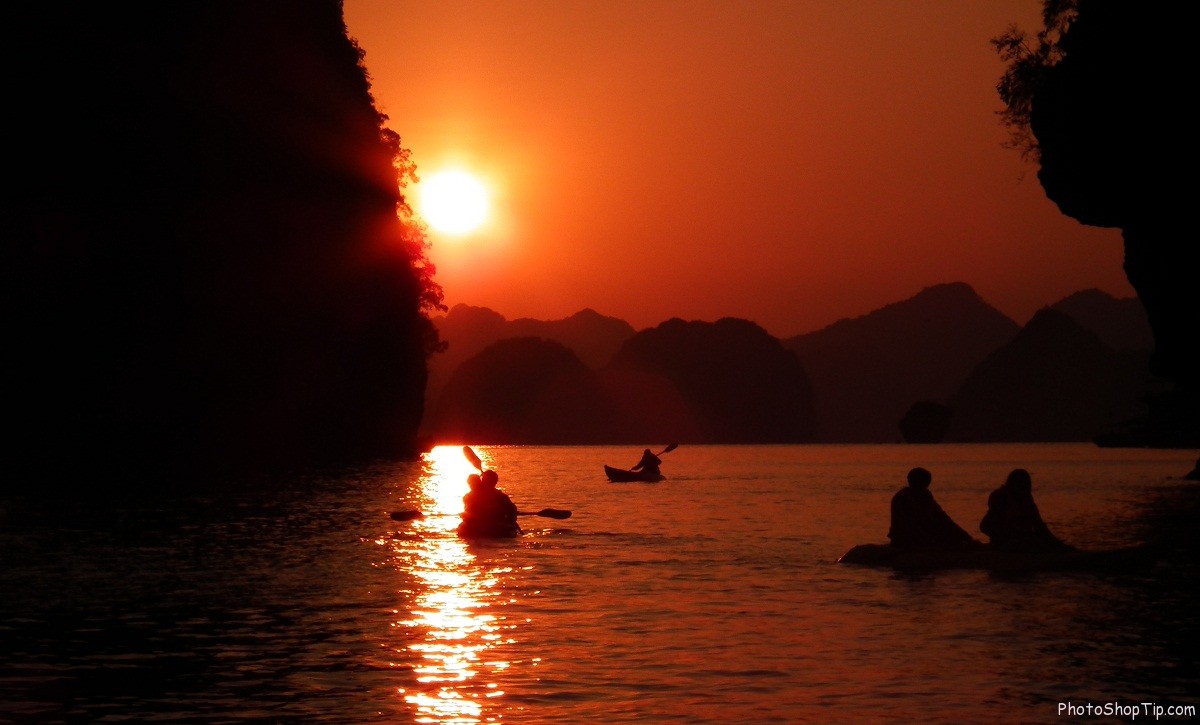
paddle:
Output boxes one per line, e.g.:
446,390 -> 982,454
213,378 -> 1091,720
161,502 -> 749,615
463,445 -> 484,472
389,507 -> 571,521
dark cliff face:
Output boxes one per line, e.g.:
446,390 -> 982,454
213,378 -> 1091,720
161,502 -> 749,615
1029,2 -> 1147,230
7,4 -> 435,488
1029,0 -> 1195,390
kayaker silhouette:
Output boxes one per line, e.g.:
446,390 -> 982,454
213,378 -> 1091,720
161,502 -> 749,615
458,469 -> 520,538
630,448 -> 662,478
888,467 -> 981,550
980,469 -> 1070,552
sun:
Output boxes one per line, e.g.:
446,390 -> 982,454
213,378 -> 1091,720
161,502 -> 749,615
419,170 -> 489,235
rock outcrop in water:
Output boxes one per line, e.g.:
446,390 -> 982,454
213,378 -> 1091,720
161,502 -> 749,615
899,401 -> 954,444
6,4 -> 440,489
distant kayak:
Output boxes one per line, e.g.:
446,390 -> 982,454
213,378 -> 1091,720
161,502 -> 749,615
837,542 -> 1158,573
604,464 -> 665,483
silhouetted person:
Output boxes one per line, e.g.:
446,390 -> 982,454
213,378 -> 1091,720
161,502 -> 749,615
631,448 -> 662,477
979,469 -> 1070,552
1185,457 -> 1200,482
458,469 -> 520,538
459,473 -> 483,531
888,467 -> 981,550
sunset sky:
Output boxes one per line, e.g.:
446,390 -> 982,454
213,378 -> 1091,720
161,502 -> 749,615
344,0 -> 1129,337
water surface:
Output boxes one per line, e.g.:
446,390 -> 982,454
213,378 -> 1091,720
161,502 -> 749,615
2,444 -> 1197,722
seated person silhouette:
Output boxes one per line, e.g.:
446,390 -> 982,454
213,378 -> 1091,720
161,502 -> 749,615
980,469 -> 1070,552
458,469 -> 520,538
630,448 -> 662,477
888,467 -> 981,550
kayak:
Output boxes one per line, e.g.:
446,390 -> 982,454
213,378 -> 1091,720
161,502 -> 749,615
456,520 -> 521,539
837,542 -> 1158,573
604,464 -> 664,483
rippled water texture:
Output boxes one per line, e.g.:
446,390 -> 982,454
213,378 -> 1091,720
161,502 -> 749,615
2,444 -> 1198,722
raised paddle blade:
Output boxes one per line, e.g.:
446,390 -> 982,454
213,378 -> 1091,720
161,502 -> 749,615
462,445 -> 484,471
659,442 -> 678,455
390,510 -> 425,521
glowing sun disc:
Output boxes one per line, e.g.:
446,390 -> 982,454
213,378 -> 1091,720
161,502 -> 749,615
420,171 -> 488,235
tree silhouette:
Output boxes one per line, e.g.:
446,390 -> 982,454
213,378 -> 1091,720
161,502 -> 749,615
991,0 -> 1078,162
6,3 -> 444,489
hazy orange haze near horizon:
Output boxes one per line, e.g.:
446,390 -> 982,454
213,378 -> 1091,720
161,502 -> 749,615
344,0 -> 1130,337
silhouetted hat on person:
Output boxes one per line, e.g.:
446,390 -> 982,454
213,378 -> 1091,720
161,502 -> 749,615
481,469 -> 499,488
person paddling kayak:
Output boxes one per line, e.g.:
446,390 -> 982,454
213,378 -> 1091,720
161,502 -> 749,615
630,448 -> 663,478
458,469 -> 520,539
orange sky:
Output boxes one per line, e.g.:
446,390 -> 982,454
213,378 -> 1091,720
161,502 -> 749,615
344,0 -> 1130,337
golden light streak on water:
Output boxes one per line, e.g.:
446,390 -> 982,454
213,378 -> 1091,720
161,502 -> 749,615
391,445 -> 512,723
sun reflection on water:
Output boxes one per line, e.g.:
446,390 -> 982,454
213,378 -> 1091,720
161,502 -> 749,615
389,445 -> 516,723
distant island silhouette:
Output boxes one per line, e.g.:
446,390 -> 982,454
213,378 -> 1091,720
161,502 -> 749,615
783,283 -> 1019,443
605,318 -> 817,444
428,317 -> 816,444
945,308 -> 1153,442
426,284 -> 1163,446
427,337 -> 613,444
425,306 -> 635,427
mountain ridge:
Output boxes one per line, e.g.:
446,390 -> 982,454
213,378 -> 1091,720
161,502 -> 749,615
425,283 -> 1157,444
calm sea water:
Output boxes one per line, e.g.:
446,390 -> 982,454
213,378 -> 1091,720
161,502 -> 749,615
2,444 -> 1198,723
